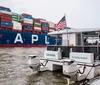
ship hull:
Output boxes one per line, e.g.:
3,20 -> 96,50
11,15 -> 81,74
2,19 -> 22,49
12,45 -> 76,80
0,29 -> 62,47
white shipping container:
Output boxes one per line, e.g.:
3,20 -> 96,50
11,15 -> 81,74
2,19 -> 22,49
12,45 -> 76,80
40,20 -> 47,23
12,21 -> 22,30
49,29 -> 54,32
23,20 -> 33,24
20,18 -> 33,24
48,21 -> 55,27
34,27 -> 41,30
23,18 -> 33,22
0,10 -> 12,15
13,26 -> 22,30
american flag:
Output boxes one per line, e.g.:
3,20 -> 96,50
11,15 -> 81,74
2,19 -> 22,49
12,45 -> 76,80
55,16 -> 66,30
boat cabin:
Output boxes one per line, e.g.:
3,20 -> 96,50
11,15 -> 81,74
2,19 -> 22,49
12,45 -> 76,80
47,28 -> 100,60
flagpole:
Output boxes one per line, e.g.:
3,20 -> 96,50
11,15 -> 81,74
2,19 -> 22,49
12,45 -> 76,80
64,13 -> 69,46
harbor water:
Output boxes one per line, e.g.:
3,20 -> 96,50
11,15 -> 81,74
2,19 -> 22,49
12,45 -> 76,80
0,47 -> 78,85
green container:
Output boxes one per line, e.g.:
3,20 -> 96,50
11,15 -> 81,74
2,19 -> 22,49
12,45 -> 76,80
12,18 -> 19,22
12,13 -> 20,22
34,22 -> 41,25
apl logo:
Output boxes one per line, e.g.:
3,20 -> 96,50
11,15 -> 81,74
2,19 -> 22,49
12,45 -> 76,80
14,33 -> 50,44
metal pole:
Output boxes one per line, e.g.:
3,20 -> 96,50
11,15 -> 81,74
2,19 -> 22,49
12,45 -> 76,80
64,13 -> 69,46
96,32 -> 99,60
81,32 -> 84,52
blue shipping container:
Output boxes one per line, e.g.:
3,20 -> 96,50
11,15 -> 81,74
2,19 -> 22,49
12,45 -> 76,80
1,22 -> 13,26
42,30 -> 48,33
41,23 -> 49,27
0,7 -> 11,12
23,16 -> 33,19
23,25 -> 32,29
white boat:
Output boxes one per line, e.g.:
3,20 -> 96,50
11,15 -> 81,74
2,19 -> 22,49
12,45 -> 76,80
28,28 -> 100,85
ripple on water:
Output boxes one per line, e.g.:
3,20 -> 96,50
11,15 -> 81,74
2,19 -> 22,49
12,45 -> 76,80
0,47 -> 78,85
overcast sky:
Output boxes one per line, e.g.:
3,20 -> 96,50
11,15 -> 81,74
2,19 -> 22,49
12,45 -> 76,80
0,0 -> 100,28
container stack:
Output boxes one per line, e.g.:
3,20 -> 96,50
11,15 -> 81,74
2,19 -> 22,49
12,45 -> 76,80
0,6 -> 13,30
48,21 -> 55,32
21,13 -> 33,32
12,13 -> 22,31
40,19 -> 49,34
33,18 -> 41,33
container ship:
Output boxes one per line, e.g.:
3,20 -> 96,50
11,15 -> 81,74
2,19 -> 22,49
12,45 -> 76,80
0,6 -> 62,47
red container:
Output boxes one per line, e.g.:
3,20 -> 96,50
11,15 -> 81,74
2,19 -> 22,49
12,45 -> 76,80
0,25 -> 12,29
0,16 -> 12,22
22,28 -> 33,32
33,18 -> 40,22
21,23 -> 33,26
0,13 -> 12,18
42,27 -> 48,30
21,13 -> 32,16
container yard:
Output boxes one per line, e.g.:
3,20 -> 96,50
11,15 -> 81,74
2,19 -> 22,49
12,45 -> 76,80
0,6 -> 60,47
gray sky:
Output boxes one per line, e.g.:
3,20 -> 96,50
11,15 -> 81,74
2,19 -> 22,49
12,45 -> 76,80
0,0 -> 100,28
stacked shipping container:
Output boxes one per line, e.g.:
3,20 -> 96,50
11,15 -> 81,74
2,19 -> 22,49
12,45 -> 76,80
40,19 -> 49,33
48,21 -> 55,32
21,13 -> 33,32
0,6 -> 56,33
12,13 -> 22,31
0,6 -> 13,30
33,18 -> 41,33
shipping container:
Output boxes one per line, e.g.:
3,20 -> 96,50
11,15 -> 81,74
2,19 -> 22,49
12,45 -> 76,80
0,25 -> 12,29
21,14 -> 33,20
48,21 -> 55,28
42,27 -> 48,33
41,23 -> 49,27
12,21 -> 22,31
0,6 -> 11,12
21,13 -> 32,16
0,10 -> 12,15
0,13 -> 12,18
49,27 -> 55,32
12,13 -> 20,22
0,16 -> 12,22
34,26 -> 41,32
0,21 -> 13,26
34,22 -> 41,25
33,18 -> 40,22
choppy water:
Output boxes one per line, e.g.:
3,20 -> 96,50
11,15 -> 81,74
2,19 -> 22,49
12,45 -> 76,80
0,47 -> 79,85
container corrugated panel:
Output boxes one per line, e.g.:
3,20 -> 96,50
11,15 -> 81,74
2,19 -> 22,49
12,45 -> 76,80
12,13 -> 20,22
0,21 -> 13,26
0,25 -> 12,29
0,6 -> 11,12
41,23 -> 49,27
0,11 -> 12,15
34,22 -> 41,25
21,14 -> 33,20
0,13 -> 12,18
21,13 -> 32,16
12,18 -> 19,22
34,26 -> 41,30
42,30 -> 48,33
49,29 -> 54,32
23,25 -> 33,29
13,21 -> 22,30
42,27 -> 48,30
0,16 -> 12,22
12,21 -> 22,27
33,18 -> 40,22
48,21 -> 55,27
22,23 -> 33,26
